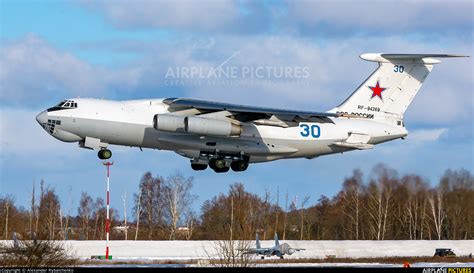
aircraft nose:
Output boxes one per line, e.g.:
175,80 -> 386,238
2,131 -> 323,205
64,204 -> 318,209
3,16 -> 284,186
36,110 -> 47,125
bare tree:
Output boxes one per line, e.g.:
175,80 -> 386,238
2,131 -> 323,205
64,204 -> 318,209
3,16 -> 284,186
3,203 -> 9,240
63,187 -> 73,240
162,172 -> 196,240
366,181 -> 383,240
122,190 -> 128,240
36,179 -> 44,235
365,165 -> 397,240
29,181 -> 35,239
38,188 -> 61,240
342,169 -> 363,240
134,190 -> 142,240
300,195 -> 310,240
261,189 -> 272,240
3,196 -> 14,240
135,172 -> 162,240
428,188 -> 445,240
206,239 -> 255,267
275,187 -> 280,235
78,192 -> 93,240
92,197 -> 105,240
0,238 -> 78,267
184,212 -> 196,240
204,193 -> 255,267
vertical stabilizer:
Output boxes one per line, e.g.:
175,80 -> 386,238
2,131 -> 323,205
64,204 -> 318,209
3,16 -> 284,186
332,53 -> 467,125
274,233 -> 280,247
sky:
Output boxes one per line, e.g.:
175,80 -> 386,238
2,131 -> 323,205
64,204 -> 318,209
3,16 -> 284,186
0,0 -> 473,219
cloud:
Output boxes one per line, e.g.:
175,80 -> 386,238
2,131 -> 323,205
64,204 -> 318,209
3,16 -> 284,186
286,0 -> 473,36
408,128 -> 447,142
79,0 -> 245,32
0,34 -> 144,107
0,34 -> 107,106
4,32 -> 471,128
78,0 -> 473,38
110,34 -> 471,127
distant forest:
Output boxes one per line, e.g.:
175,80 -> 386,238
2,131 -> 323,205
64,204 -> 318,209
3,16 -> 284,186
1,164 -> 472,241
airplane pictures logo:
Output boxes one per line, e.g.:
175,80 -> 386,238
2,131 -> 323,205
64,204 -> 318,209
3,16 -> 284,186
368,81 -> 386,100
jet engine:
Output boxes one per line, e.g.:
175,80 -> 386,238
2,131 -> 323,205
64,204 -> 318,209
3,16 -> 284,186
153,114 -> 241,137
185,116 -> 241,137
153,114 -> 185,132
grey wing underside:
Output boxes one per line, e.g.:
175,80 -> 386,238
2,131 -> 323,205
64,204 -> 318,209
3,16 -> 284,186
163,98 -> 339,124
244,248 -> 271,255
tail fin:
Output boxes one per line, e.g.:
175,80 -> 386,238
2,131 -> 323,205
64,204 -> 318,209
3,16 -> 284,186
256,233 -> 261,249
274,233 -> 279,247
333,54 -> 467,125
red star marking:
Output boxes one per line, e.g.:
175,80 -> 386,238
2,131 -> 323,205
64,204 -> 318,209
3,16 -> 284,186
369,81 -> 386,100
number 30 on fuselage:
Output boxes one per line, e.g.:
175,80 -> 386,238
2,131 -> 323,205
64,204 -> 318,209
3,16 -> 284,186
299,124 -> 321,138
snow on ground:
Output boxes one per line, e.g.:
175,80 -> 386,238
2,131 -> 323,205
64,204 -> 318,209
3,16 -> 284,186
254,263 -> 474,268
58,240 -> 473,259
79,263 -> 474,268
2,239 -> 472,260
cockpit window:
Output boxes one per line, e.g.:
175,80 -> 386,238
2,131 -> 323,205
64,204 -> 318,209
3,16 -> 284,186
47,100 -> 78,112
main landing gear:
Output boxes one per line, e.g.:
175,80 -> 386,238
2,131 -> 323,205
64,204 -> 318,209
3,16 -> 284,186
192,157 -> 249,173
98,149 -> 112,160
209,158 -> 229,173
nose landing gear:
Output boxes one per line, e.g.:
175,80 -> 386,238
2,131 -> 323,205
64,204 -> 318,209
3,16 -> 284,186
98,149 -> 112,160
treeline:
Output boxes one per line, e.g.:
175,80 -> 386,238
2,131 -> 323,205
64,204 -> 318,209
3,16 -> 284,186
0,164 -> 472,241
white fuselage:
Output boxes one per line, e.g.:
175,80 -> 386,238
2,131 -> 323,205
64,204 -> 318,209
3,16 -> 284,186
36,98 -> 408,163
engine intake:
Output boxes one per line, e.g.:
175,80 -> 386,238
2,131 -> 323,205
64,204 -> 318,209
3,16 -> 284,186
185,116 -> 241,137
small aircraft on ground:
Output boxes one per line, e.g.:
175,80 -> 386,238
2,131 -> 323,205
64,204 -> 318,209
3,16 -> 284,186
244,233 -> 305,259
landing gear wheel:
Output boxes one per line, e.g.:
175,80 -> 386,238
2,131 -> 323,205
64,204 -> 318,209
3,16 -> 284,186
231,160 -> 249,172
209,158 -> 226,169
191,163 -> 207,171
98,149 -> 112,160
214,167 -> 229,173
209,158 -> 228,173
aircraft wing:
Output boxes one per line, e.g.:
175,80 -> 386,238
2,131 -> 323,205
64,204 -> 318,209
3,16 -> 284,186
163,98 -> 339,123
291,248 -> 306,251
243,248 -> 272,255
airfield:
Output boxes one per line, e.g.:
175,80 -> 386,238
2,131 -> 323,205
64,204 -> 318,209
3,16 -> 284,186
57,240 -> 474,267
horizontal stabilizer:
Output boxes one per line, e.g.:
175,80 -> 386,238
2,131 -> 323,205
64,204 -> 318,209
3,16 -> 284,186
332,132 -> 373,150
332,142 -> 374,150
381,54 -> 468,59
360,53 -> 468,64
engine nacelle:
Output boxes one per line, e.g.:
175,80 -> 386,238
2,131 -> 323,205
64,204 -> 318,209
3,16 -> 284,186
153,114 -> 185,132
184,116 -> 241,137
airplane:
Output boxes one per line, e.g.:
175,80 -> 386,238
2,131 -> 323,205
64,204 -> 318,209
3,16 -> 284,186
244,233 -> 305,259
36,53 -> 466,173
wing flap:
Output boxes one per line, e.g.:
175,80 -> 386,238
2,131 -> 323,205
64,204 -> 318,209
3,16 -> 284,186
163,98 -> 339,121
